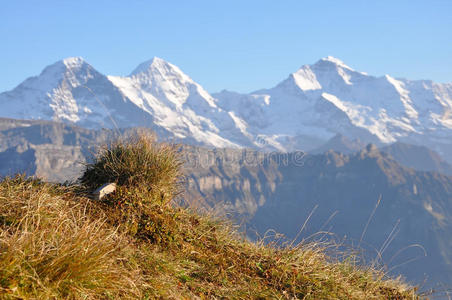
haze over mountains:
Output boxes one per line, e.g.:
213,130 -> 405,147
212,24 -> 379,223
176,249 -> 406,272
1,56 -> 452,161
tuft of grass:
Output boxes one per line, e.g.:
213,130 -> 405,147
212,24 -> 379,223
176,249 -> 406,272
79,132 -> 183,206
79,133 -> 185,245
0,137 -> 421,299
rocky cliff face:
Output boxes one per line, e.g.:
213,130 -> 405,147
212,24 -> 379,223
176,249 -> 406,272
0,118 -> 117,181
181,145 -> 284,218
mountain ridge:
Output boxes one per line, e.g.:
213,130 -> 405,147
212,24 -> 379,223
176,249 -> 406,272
2,56 -> 452,161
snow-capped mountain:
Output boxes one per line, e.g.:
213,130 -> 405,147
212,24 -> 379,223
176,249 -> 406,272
1,56 -> 452,159
0,57 -> 155,130
214,56 -> 452,155
0,57 -> 253,148
108,57 -> 252,148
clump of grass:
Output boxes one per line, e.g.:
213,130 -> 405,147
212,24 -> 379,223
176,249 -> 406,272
0,175 -> 141,299
79,133 -> 185,245
80,132 -> 183,206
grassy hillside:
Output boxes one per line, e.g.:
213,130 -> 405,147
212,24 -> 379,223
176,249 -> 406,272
0,134 -> 419,299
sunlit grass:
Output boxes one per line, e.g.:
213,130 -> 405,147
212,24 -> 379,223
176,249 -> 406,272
0,134 -> 419,299
0,176 -> 141,299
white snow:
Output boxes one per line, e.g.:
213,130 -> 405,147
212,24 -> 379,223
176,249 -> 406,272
292,66 -> 322,91
321,56 -> 355,71
1,56 -> 452,154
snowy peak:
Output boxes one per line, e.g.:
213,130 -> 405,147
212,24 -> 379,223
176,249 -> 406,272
42,57 -> 90,75
122,57 -> 217,109
214,56 -> 452,157
0,56 -> 145,128
128,56 -> 196,96
130,57 -> 164,75
130,57 -> 187,80
108,57 -> 247,148
285,56 -> 370,92
37,56 -> 99,89
315,56 -> 354,71
62,56 -> 88,69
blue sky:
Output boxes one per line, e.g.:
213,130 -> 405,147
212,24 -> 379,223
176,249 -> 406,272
1,0 -> 451,93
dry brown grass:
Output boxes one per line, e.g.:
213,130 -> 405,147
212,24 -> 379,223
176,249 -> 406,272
0,135 -> 420,299
0,176 -> 142,299
132,207 -> 417,299
79,132 -> 183,206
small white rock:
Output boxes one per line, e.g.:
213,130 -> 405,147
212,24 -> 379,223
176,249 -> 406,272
93,183 -> 117,200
